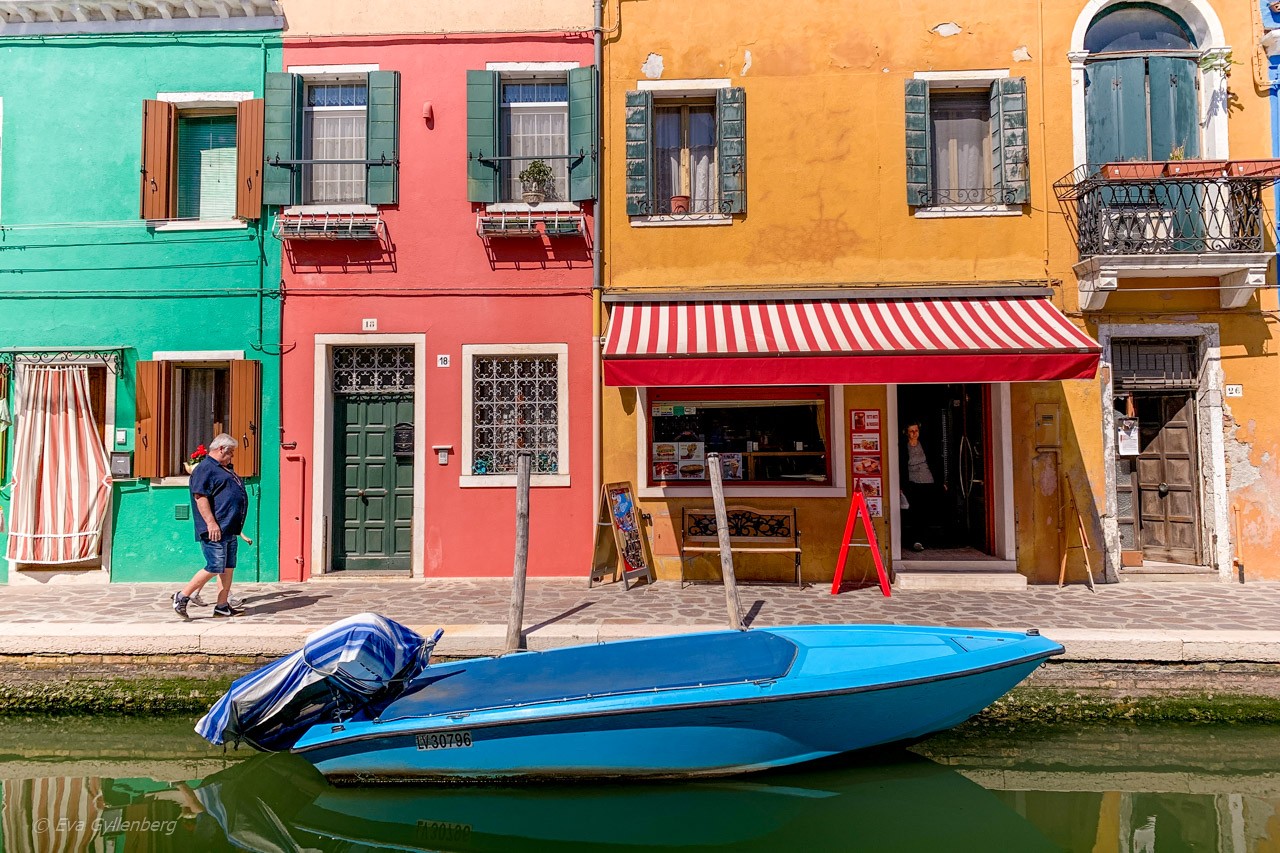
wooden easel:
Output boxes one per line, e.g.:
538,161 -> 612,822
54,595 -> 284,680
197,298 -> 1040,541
830,492 -> 891,596
1058,467 -> 1097,591
589,482 -> 655,590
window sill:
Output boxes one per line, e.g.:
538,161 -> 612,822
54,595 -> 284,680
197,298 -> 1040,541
486,202 -> 581,214
638,484 -> 845,499
283,204 -> 379,216
153,476 -> 191,487
630,215 -> 733,228
459,474 -> 571,488
149,219 -> 248,232
913,205 -> 1023,219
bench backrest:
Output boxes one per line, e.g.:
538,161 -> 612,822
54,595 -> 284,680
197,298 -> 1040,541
682,506 -> 797,545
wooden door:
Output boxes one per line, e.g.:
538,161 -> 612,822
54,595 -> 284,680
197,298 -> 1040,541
1136,393 -> 1200,564
332,395 -> 414,571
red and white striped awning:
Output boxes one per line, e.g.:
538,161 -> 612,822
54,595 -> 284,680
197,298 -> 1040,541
603,295 -> 1101,386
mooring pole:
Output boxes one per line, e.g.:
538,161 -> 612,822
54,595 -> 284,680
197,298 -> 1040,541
506,450 -> 533,652
706,452 -> 743,630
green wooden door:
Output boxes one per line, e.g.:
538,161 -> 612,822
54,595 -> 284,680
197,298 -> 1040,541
333,395 -> 414,571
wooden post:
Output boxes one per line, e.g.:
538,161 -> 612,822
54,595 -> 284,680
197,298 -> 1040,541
707,452 -> 743,631
506,450 -> 533,652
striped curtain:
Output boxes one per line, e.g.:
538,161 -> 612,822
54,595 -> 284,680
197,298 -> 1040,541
2,777 -> 107,853
5,366 -> 113,565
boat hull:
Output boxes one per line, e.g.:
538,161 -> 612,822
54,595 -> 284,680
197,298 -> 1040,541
296,641 -> 1051,782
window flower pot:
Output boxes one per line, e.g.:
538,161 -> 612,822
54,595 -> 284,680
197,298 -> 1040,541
522,191 -> 545,205
669,195 -> 691,214
183,462 -> 198,475
1163,159 -> 1228,177
1102,161 -> 1165,180
1227,159 -> 1280,177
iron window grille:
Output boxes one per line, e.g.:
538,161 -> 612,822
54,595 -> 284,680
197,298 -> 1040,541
1111,338 -> 1200,390
471,355 -> 559,476
331,346 -> 414,395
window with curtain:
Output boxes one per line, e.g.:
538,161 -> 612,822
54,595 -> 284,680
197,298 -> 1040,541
169,366 -> 229,474
303,82 -> 368,204
930,92 -> 992,201
176,114 -> 237,220
655,101 -> 717,213
647,389 -> 830,486
500,78 -> 569,202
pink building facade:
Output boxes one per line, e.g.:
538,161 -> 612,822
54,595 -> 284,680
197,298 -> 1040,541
276,30 -> 596,580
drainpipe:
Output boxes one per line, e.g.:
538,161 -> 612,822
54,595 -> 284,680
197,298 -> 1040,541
591,0 -> 605,555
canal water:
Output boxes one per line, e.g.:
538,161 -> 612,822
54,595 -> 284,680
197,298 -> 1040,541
0,714 -> 1277,852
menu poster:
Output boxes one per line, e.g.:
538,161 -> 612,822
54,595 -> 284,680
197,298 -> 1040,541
852,409 -> 881,432
719,453 -> 744,480
850,409 -> 884,517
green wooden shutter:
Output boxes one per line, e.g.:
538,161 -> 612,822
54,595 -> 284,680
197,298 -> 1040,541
466,70 -> 500,204
567,65 -> 598,202
624,89 -> 652,215
990,77 -> 1029,204
366,70 -> 401,205
904,79 -> 930,206
1148,56 -> 1199,160
263,72 -> 302,206
176,114 -> 238,219
1085,58 -> 1148,166
716,86 -> 746,214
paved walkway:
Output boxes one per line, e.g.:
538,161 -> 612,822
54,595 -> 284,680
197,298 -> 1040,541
1,578 -> 1279,661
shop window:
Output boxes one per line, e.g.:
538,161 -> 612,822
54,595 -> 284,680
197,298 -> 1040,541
647,387 -> 830,486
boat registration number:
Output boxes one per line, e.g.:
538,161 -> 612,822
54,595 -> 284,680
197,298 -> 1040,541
416,731 -> 474,750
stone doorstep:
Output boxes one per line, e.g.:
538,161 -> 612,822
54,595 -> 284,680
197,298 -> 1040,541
894,572 -> 1029,591
1,624 -> 1279,663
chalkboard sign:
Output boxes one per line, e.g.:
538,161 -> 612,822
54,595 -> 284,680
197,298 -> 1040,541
393,422 -> 414,458
590,482 -> 654,589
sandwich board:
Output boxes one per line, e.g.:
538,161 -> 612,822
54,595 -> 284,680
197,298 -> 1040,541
830,491 -> 891,596
590,482 -> 655,589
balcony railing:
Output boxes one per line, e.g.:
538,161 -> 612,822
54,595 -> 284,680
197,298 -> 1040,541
1053,165 -> 1271,258
1053,164 -> 1278,310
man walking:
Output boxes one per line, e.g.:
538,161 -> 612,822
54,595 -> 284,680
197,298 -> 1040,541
172,433 -> 248,619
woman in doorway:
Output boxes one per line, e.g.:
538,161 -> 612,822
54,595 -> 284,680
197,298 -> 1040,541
900,422 -> 940,552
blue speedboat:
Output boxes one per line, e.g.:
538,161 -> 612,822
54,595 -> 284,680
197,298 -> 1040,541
208,620 -> 1062,782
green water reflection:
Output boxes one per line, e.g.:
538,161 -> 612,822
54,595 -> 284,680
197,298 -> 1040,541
0,715 -> 1277,851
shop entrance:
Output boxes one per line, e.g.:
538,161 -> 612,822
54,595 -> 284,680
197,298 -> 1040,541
895,384 -> 994,559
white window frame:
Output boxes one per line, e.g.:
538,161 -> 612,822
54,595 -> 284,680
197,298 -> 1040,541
150,349 -> 243,487
460,343 -> 570,488
634,386 -> 847,499
631,78 -> 734,226
151,91 -> 253,231
285,64 -> 380,213
911,69 -> 1020,219
485,61 -> 581,213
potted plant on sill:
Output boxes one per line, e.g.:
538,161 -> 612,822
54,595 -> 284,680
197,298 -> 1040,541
1163,144 -> 1228,178
1227,158 -> 1280,177
184,444 -> 207,475
518,159 -> 555,205
669,194 -> 691,214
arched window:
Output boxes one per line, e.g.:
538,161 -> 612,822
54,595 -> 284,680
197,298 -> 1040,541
1085,4 -> 1196,53
1084,3 -> 1200,164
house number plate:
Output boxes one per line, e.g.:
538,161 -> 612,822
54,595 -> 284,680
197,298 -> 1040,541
416,731 -> 473,750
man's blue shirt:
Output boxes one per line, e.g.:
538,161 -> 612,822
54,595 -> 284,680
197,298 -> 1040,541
189,455 -> 248,540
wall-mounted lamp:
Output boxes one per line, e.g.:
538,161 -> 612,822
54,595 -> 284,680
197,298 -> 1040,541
422,101 -> 434,123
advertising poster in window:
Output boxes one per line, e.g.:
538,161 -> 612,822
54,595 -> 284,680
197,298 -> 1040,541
851,409 -> 884,517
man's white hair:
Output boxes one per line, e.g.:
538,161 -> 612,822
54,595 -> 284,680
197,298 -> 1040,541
209,433 -> 238,452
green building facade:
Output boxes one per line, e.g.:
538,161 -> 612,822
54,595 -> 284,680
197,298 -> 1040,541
0,5 -> 284,584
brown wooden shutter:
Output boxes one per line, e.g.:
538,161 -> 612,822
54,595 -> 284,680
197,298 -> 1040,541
140,100 -> 177,220
236,98 -> 265,220
228,359 -> 261,477
134,360 -> 171,478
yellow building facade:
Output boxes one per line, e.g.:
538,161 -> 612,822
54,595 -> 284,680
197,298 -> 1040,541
598,0 -> 1280,587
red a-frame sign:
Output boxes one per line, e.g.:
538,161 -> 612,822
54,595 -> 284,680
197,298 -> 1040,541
830,491 -> 891,596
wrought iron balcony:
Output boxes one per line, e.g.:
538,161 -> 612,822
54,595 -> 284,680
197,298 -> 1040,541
1053,165 -> 1277,310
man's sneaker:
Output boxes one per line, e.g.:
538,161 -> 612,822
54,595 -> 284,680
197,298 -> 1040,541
212,602 -> 243,618
172,591 -> 190,619
193,592 -> 244,609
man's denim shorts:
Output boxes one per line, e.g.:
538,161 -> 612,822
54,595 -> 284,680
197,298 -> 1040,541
200,537 -> 238,574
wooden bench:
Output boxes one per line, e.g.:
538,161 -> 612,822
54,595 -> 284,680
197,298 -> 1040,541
679,506 -> 802,588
